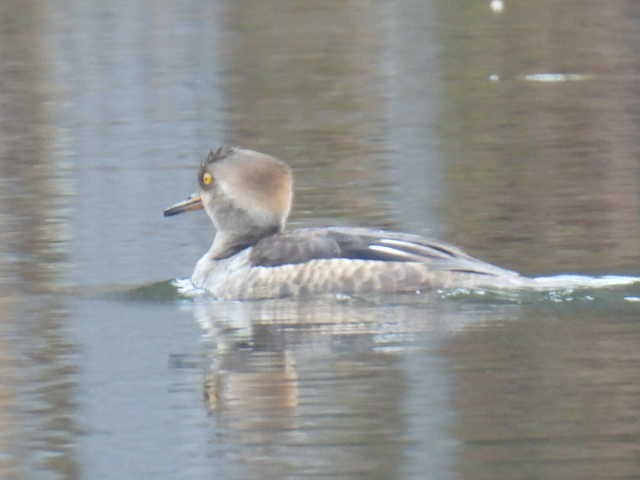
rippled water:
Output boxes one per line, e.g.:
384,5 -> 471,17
1,1 -> 639,479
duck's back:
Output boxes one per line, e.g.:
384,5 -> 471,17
198,227 -> 529,300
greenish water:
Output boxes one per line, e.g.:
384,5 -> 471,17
1,0 -> 639,479
117,276 -> 640,306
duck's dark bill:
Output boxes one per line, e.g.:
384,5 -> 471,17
163,194 -> 203,217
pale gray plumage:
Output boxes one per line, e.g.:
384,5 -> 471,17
164,147 -> 531,299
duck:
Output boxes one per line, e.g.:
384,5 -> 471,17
164,147 -> 531,299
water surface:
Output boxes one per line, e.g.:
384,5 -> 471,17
1,1 -> 639,479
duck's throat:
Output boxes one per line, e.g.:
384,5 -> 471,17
209,226 -> 280,260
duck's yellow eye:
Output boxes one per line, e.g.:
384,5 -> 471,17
202,172 -> 213,185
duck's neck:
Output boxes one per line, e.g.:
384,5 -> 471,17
209,226 -> 280,260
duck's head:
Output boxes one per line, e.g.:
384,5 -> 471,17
164,147 -> 293,256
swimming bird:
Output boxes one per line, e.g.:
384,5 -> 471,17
164,147 -> 530,299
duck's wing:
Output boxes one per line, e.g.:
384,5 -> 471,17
249,227 -> 518,278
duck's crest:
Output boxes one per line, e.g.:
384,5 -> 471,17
202,146 -> 234,168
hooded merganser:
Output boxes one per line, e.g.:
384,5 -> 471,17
164,147 -> 530,299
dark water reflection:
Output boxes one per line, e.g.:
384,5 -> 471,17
194,296 -> 501,479
1,0 -> 639,479
447,305 -> 640,480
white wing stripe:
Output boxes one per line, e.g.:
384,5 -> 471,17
368,245 -> 422,261
378,237 -> 455,258
378,238 -> 421,249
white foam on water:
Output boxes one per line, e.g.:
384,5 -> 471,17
490,0 -> 504,13
172,277 -> 208,298
523,73 -> 589,82
531,274 -> 640,290
170,275 -> 638,304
